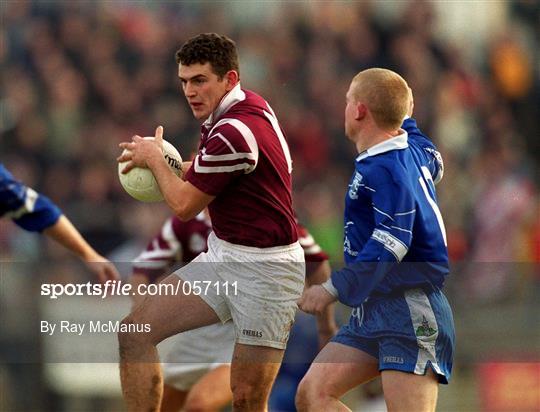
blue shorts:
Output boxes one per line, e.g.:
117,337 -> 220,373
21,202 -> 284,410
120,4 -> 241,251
332,286 -> 455,384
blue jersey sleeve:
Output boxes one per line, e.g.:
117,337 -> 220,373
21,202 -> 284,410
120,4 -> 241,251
402,117 -> 444,184
0,164 -> 61,232
331,166 -> 416,307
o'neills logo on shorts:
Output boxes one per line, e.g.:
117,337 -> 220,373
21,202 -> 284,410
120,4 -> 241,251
242,329 -> 262,338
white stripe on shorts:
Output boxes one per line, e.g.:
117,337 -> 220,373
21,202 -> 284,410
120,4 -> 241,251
404,289 -> 443,376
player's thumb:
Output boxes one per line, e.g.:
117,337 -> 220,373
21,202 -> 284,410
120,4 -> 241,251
155,125 -> 164,142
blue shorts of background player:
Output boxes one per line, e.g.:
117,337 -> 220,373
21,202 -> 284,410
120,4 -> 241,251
332,284 -> 455,384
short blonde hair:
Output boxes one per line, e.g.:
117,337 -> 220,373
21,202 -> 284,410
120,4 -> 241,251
350,68 -> 409,130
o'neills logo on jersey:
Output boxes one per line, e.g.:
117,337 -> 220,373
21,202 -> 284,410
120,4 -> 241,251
242,329 -> 263,338
348,172 -> 363,200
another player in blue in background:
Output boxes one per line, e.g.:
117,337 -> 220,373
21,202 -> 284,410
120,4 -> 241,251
0,163 -> 119,282
297,68 -> 454,412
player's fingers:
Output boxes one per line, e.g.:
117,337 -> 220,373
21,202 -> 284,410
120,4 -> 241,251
96,271 -> 107,284
155,126 -> 163,142
121,162 -> 135,174
116,152 -> 132,162
107,266 -> 120,281
297,292 -> 306,306
132,135 -> 143,142
297,298 -> 311,313
119,142 -> 135,150
103,262 -> 120,281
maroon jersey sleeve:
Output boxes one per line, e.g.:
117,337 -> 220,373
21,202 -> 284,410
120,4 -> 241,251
132,216 -> 183,282
297,223 -> 329,262
186,119 -> 258,196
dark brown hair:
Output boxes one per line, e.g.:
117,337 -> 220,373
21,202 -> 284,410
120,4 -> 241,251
175,33 -> 239,79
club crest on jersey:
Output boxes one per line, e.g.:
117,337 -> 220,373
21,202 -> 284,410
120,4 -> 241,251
348,172 -> 363,200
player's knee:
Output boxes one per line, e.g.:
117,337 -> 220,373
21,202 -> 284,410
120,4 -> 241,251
296,375 -> 324,411
295,378 -> 312,411
183,392 -> 216,412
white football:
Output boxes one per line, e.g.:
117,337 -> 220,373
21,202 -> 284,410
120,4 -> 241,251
118,138 -> 182,202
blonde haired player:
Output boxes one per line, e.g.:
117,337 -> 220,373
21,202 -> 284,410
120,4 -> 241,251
297,69 -> 453,412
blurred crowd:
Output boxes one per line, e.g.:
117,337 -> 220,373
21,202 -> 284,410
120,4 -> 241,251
1,1 -> 539,410
1,1 -> 539,299
2,0 -> 539,302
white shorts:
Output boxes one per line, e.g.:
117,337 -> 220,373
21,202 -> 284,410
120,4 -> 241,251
174,232 -> 305,349
160,322 -> 235,391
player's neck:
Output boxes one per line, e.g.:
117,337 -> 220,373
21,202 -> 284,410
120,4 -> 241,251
355,128 -> 399,153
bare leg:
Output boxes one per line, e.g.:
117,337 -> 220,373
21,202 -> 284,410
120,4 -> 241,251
230,343 -> 284,411
296,342 -> 380,412
382,368 -> 439,412
184,365 -> 232,411
160,385 -> 188,412
118,275 -> 221,412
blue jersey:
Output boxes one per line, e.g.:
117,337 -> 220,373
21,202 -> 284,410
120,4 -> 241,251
0,163 -> 61,232
331,118 -> 448,307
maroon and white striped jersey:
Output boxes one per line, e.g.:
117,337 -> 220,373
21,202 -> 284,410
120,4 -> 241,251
132,213 -> 328,281
184,84 -> 297,248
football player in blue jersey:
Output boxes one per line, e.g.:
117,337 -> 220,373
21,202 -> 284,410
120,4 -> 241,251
297,68 -> 454,412
0,163 -> 119,282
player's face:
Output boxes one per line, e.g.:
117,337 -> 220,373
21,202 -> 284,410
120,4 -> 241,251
178,62 -> 232,121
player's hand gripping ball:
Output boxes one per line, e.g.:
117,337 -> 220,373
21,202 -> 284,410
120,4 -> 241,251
118,138 -> 182,202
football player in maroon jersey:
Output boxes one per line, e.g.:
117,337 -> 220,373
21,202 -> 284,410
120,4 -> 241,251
117,33 -> 306,411
129,212 -> 336,411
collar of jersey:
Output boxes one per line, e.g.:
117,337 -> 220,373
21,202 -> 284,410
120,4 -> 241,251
356,130 -> 408,162
203,83 -> 246,129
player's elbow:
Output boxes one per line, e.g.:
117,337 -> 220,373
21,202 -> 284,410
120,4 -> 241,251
172,202 -> 198,221
168,183 -> 213,221
173,207 -> 194,222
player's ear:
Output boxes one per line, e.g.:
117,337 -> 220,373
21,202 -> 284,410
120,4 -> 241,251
356,102 -> 367,121
224,70 -> 239,91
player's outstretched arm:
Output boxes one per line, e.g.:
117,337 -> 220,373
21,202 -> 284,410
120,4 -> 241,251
43,215 -> 120,283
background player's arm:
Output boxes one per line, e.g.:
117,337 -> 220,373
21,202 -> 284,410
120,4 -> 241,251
1,165 -> 119,282
129,216 -> 184,307
43,215 -> 119,282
